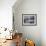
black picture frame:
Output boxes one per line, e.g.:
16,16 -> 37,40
22,14 -> 37,26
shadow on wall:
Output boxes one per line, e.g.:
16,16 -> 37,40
12,0 -> 24,9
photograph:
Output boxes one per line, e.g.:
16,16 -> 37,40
22,14 -> 37,26
0,0 -> 45,46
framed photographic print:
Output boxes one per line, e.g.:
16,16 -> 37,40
22,14 -> 37,26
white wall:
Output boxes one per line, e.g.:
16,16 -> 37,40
0,0 -> 16,30
41,0 -> 46,46
13,0 -> 41,46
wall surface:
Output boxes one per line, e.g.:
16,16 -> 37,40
0,0 -> 16,29
41,0 -> 46,46
13,0 -> 41,46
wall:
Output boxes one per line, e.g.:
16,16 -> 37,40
13,0 -> 41,46
0,0 -> 16,30
41,0 -> 46,46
